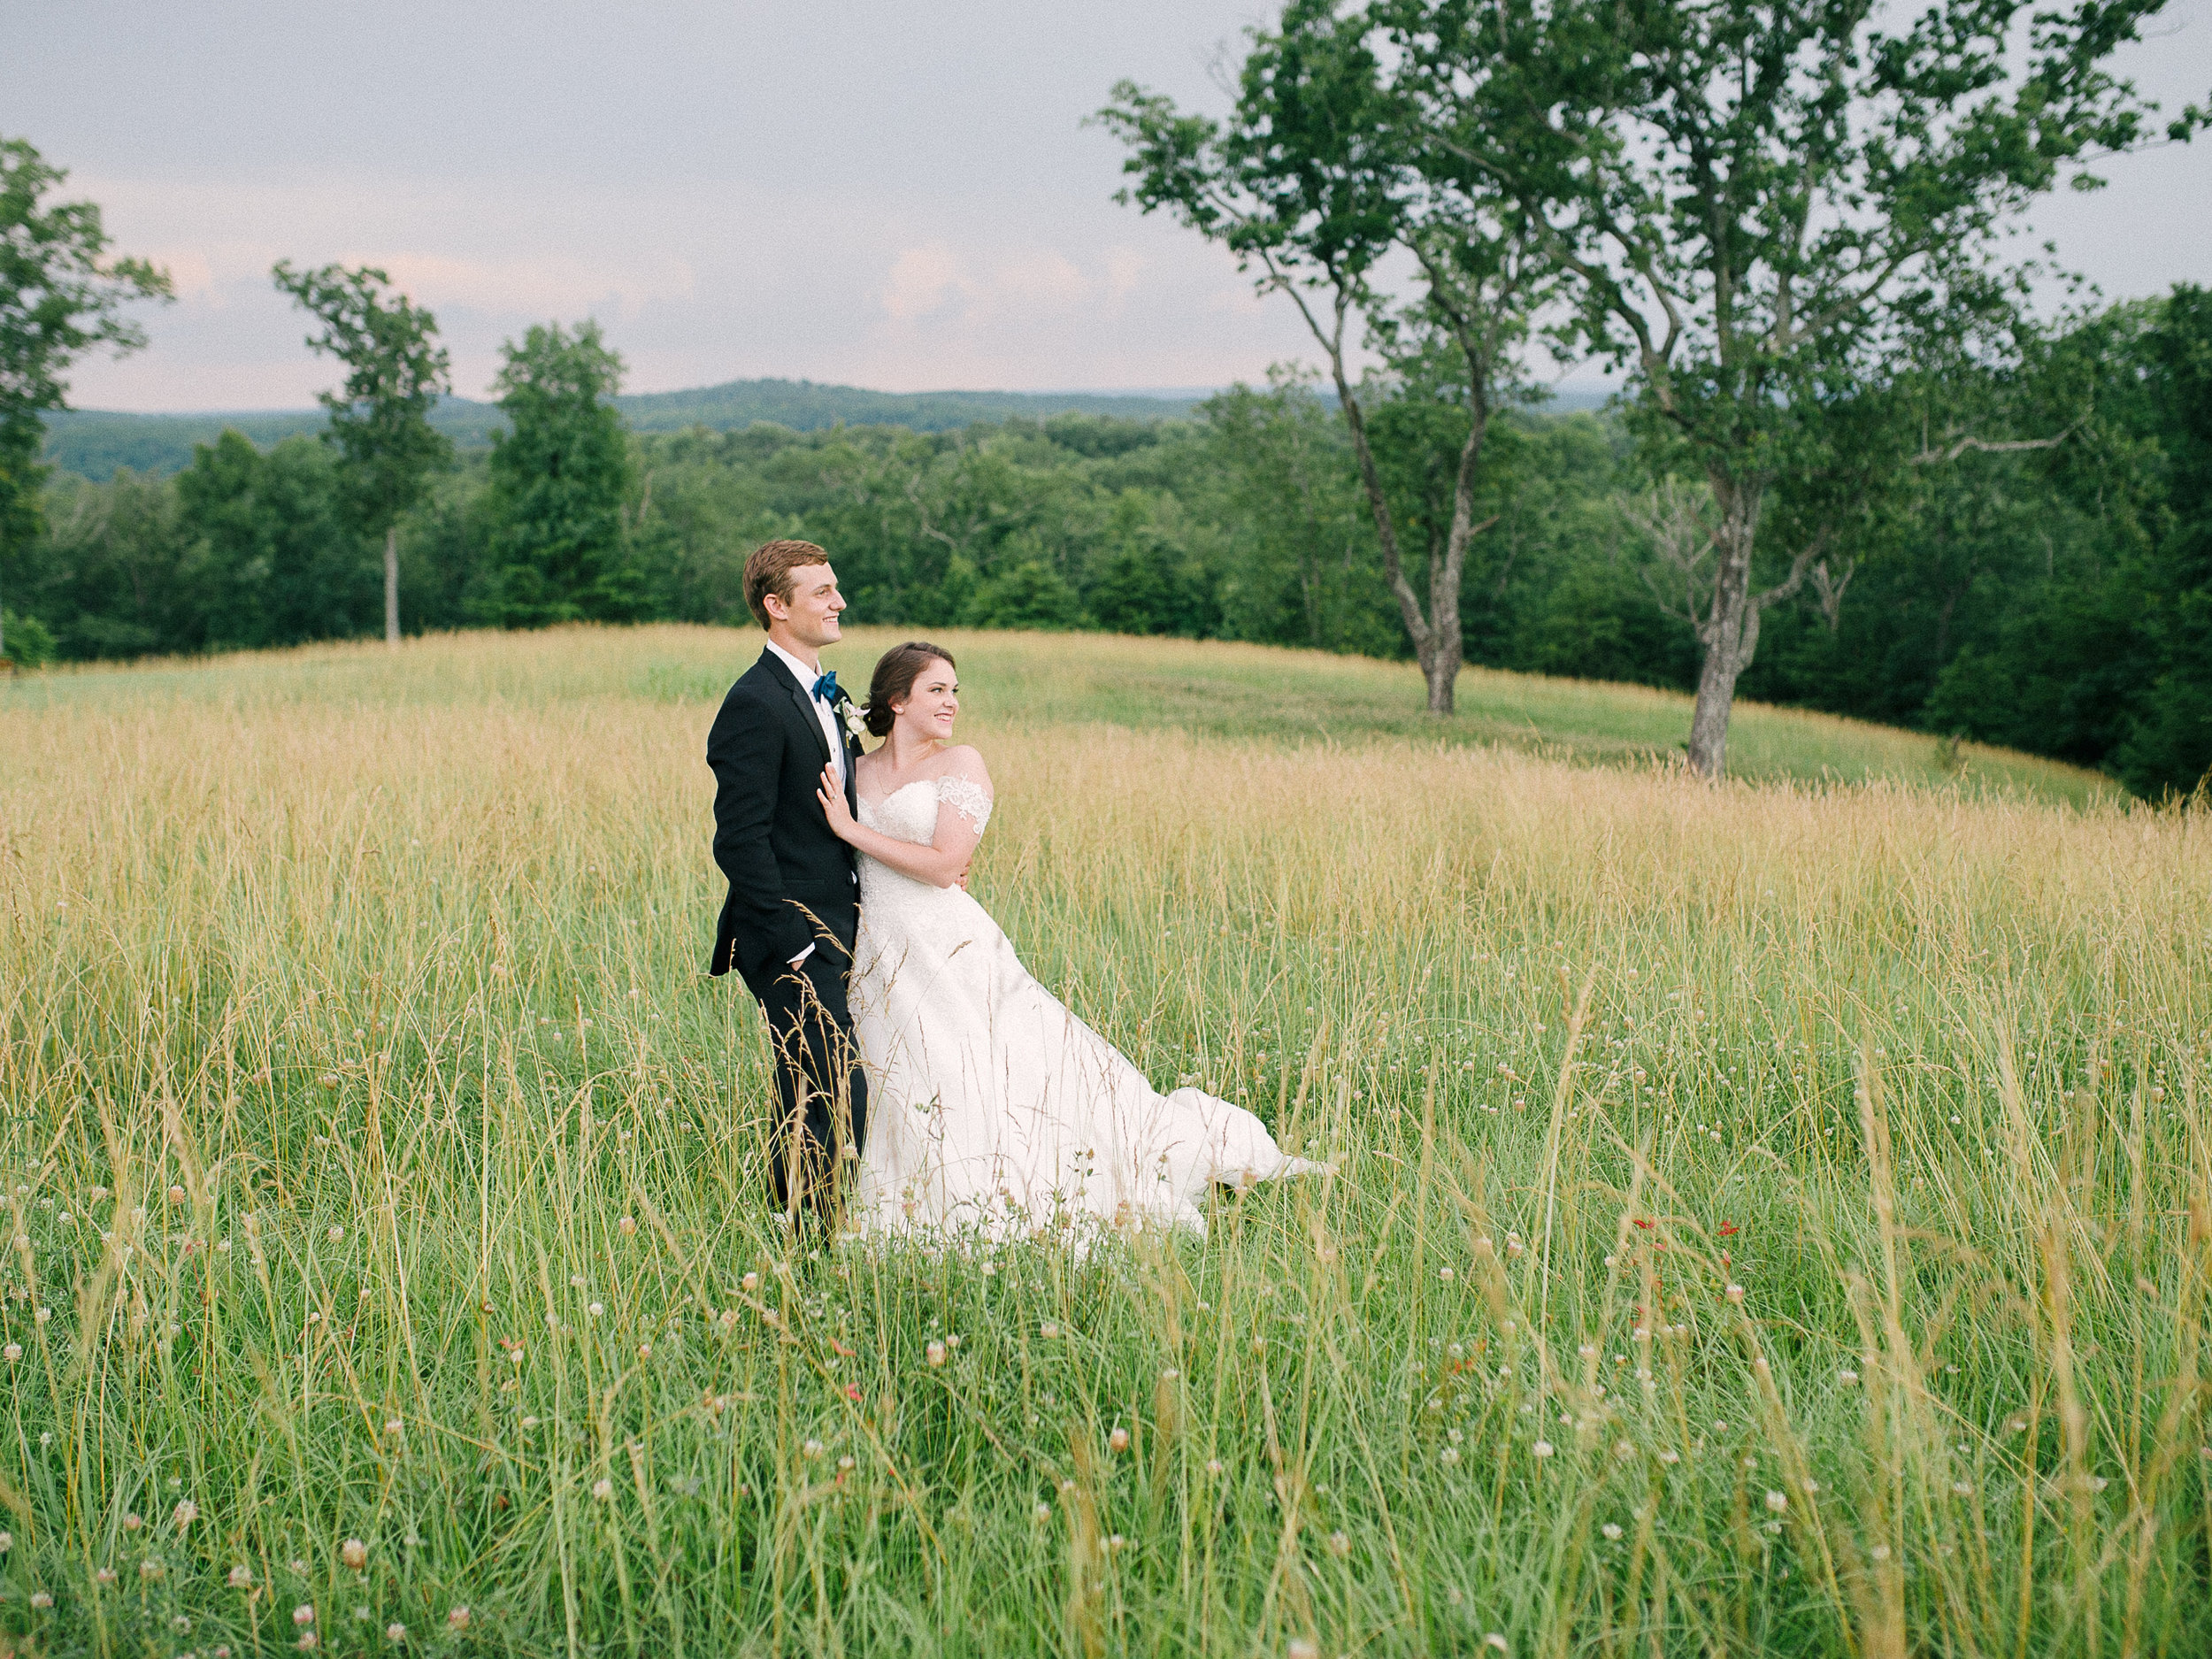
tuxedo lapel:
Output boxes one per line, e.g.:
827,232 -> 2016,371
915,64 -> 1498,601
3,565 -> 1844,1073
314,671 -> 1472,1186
763,649 -> 833,767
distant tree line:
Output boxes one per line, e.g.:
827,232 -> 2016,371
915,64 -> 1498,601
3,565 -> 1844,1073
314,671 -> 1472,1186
8,284 -> 2211,795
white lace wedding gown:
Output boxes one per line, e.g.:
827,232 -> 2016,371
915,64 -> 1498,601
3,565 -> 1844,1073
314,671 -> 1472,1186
845,769 -> 1318,1243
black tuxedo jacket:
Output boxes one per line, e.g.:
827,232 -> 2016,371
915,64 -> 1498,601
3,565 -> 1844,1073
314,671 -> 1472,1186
706,648 -> 864,981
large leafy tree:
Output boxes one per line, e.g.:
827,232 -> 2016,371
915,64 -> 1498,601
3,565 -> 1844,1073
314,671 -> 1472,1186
476,320 -> 640,627
273,260 -> 451,644
1101,0 -> 1551,712
1384,0 -> 2204,773
2115,284 -> 2212,795
0,135 -> 170,663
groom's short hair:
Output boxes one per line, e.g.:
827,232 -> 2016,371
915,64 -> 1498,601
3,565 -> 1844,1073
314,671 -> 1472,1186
744,540 -> 832,628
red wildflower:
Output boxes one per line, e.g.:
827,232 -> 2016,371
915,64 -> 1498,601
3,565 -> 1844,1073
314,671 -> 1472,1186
1717,1221 -> 1740,1238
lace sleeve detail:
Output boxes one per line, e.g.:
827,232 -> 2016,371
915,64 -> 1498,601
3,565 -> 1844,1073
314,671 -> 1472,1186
935,773 -> 994,833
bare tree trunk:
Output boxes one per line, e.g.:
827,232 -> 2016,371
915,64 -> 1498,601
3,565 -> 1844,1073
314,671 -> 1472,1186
383,524 -> 400,645
1686,479 -> 1760,778
1684,476 -> 1824,779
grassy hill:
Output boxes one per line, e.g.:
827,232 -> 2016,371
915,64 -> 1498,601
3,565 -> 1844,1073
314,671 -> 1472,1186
3,622 -> 2112,803
38,380 -> 1210,479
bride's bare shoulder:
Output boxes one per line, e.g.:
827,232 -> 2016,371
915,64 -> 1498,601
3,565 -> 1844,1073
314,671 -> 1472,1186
933,744 -> 990,781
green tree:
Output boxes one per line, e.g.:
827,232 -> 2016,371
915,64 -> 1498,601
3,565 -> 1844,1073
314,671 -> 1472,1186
1195,372 -> 1391,654
2115,285 -> 2212,795
173,430 -> 374,649
0,135 -> 170,663
1383,0 -> 2204,773
1102,0 -> 1551,712
476,321 -> 638,627
273,260 -> 451,643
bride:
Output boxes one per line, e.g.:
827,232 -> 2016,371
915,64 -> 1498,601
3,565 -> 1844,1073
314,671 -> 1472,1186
813,641 -> 1318,1243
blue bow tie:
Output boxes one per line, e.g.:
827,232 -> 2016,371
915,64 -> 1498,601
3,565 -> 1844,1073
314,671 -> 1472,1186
811,670 -> 840,704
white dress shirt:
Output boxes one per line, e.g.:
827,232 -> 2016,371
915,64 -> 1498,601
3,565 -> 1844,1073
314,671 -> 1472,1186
765,638 -> 847,967
765,638 -> 846,787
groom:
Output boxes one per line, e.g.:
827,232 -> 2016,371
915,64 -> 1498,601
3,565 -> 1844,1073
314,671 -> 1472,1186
706,539 -> 869,1222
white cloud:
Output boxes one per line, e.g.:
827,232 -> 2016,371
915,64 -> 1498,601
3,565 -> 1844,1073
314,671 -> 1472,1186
881,242 -> 966,321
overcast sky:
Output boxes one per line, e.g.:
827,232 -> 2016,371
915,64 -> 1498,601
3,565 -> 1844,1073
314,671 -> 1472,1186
7,0 -> 2210,413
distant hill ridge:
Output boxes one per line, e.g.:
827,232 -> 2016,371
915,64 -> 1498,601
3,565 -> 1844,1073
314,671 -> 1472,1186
39,378 -> 1213,479
41,375 -> 1616,480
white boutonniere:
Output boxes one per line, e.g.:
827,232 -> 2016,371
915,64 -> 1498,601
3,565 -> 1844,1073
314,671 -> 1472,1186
839,697 -> 869,743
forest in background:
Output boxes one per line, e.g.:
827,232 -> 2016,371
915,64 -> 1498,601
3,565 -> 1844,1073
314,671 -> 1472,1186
35,378 -> 1217,479
8,282 -> 2210,796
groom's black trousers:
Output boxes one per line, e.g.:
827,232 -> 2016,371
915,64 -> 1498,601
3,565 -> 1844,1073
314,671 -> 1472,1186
741,907 -> 869,1220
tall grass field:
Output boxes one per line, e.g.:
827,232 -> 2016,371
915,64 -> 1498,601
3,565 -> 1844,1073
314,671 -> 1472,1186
1,624 -> 2205,1658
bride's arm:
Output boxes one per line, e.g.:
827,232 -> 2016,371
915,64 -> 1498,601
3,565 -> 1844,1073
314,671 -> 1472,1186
815,763 -> 986,889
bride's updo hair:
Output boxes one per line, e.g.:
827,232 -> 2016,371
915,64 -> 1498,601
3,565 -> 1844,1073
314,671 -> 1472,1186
864,641 -> 958,738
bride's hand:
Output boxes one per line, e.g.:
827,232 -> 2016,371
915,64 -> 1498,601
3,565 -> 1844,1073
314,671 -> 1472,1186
816,764 -> 856,841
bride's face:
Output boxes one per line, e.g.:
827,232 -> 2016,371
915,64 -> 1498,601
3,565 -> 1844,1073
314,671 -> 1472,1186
894,658 -> 960,742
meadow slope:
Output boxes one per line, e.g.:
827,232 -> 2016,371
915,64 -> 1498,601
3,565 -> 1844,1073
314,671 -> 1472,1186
0,626 -> 2202,1658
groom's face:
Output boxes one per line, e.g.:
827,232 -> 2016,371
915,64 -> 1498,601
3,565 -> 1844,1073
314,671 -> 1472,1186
770,562 -> 846,649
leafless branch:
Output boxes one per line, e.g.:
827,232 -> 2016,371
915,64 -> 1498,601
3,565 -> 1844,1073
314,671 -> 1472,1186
1908,421 -> 2081,465
1809,556 -> 1856,633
